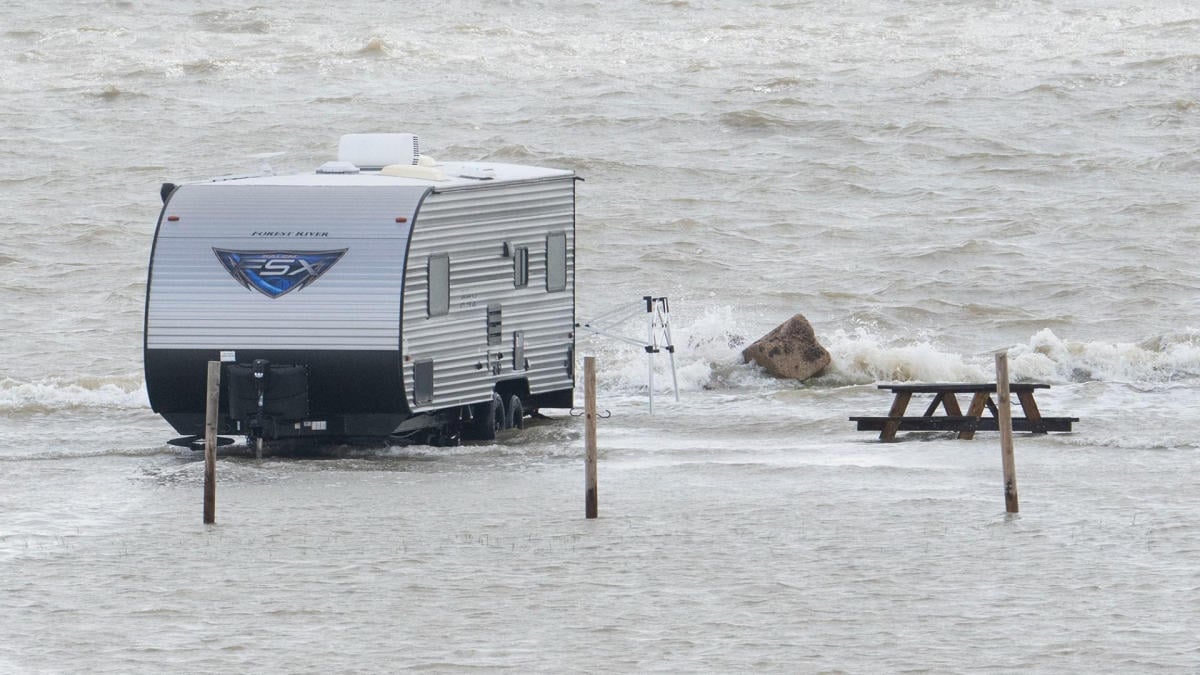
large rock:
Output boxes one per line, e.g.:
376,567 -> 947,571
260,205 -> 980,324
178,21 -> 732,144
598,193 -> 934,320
741,314 -> 831,381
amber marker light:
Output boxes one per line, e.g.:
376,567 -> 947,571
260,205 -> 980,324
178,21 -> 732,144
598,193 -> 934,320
395,216 -> 408,223
167,216 -> 180,221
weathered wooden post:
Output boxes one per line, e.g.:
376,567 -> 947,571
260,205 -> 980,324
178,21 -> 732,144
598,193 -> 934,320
204,360 -> 221,524
584,356 -> 598,519
995,352 -> 1019,513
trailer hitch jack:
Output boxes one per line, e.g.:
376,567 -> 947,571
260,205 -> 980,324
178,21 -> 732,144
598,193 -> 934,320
250,358 -> 270,459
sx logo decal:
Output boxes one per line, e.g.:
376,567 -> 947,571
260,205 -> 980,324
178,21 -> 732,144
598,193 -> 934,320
212,248 -> 348,299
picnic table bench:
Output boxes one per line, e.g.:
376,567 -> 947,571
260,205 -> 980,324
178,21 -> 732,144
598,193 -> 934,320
850,383 -> 1078,442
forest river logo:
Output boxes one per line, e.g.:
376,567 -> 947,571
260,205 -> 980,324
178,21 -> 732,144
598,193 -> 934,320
213,248 -> 347,299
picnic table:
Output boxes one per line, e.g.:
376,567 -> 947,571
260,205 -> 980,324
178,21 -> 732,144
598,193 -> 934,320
850,383 -> 1078,442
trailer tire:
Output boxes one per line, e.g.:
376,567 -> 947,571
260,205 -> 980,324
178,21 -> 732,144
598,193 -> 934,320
470,392 -> 504,441
507,395 -> 524,430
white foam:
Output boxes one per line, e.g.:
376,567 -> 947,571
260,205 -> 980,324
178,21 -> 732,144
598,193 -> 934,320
580,305 -> 767,394
0,375 -> 149,413
1011,328 -> 1200,383
580,307 -> 1200,393
820,327 -> 988,385
825,327 -> 1200,385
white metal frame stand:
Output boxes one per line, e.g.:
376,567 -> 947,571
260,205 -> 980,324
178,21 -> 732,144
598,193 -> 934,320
576,296 -> 679,413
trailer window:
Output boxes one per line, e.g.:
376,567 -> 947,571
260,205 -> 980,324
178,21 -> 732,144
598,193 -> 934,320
546,231 -> 566,292
427,254 -> 449,317
514,246 -> 529,288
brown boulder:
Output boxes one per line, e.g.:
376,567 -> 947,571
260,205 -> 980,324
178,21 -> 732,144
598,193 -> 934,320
741,314 -> 831,381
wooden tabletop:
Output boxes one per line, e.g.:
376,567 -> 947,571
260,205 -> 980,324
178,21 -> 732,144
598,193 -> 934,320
878,383 -> 1050,394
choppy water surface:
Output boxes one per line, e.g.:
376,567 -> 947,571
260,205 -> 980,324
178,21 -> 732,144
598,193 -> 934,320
2,1 -> 1199,671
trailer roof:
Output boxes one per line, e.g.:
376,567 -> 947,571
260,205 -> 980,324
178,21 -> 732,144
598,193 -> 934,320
206,161 -> 574,191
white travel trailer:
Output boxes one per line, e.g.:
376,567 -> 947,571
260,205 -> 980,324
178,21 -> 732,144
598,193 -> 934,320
144,134 -> 576,447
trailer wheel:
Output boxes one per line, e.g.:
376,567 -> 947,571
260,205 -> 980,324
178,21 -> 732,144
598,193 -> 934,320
507,395 -> 524,430
469,392 -> 504,441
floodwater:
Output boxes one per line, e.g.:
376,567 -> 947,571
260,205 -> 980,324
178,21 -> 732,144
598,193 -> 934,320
2,1 -> 1199,671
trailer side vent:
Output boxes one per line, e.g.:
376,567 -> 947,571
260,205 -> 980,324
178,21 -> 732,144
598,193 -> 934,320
513,331 -> 526,371
487,303 -> 502,346
413,359 -> 434,404
513,246 -> 529,287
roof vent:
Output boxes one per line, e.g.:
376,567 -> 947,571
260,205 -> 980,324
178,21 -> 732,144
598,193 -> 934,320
316,160 -> 360,174
337,133 -> 420,170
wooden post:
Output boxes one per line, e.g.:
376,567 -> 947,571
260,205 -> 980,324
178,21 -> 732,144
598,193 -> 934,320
584,356 -> 598,519
204,360 -> 221,525
995,352 -> 1019,513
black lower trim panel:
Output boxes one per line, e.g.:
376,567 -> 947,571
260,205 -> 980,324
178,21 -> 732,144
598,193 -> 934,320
146,348 -> 409,437
528,388 -> 574,410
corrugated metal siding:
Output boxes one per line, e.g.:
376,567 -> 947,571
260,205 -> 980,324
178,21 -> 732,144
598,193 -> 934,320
402,178 -> 575,410
146,184 -> 427,351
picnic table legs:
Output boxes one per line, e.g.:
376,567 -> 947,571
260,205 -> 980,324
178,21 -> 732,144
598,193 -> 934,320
880,391 -> 912,441
960,391 -> 991,440
858,384 -> 1066,440
1016,390 -> 1046,433
925,392 -> 968,439
883,391 -> 961,440
922,392 -> 964,417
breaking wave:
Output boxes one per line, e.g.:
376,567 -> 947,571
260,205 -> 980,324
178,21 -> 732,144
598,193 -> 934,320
826,328 -> 1200,386
823,328 -> 1200,386
583,307 -> 1200,394
1010,328 -> 1200,383
0,375 -> 148,413
355,37 -> 391,56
